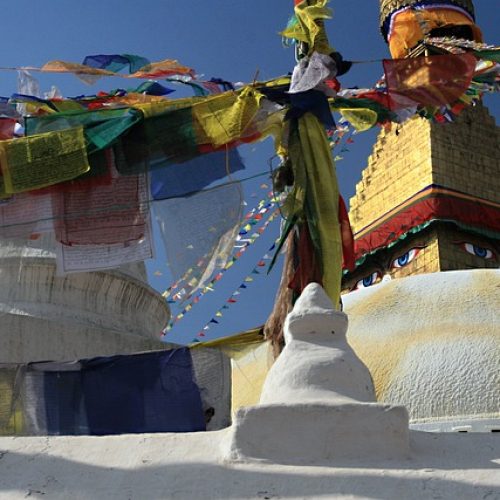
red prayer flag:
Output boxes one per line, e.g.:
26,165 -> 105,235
384,53 -> 477,109
288,221 -> 323,295
0,119 -> 16,140
339,195 -> 355,272
51,149 -> 147,246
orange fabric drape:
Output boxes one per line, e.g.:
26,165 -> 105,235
388,8 -> 483,59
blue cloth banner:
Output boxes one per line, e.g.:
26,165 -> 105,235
17,348 -> 206,435
150,149 -> 245,200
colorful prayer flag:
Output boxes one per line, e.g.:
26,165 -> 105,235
383,53 -> 477,109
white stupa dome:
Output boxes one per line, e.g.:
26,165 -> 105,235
343,269 -> 500,432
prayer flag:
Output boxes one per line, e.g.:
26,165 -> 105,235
0,118 -> 16,140
150,149 -> 245,200
0,127 -> 89,194
83,54 -> 150,74
384,53 -> 477,109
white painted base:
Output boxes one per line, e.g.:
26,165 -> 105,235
222,402 -> 409,464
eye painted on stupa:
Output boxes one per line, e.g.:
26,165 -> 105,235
461,243 -> 496,260
391,248 -> 421,269
352,271 -> 382,291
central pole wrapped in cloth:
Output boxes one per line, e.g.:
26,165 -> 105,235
265,0 -> 354,354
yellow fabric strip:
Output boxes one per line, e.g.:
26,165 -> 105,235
298,113 -> 342,307
130,59 -> 193,79
281,0 -> 334,55
0,370 -> 24,436
338,108 -> 379,132
0,127 -> 90,194
41,60 -> 115,77
132,96 -> 202,119
192,87 -> 262,147
190,327 -> 265,360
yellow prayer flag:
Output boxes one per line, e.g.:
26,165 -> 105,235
42,60 -> 112,75
192,87 -> 261,147
0,370 -> 25,435
296,113 -> 342,307
281,0 -> 334,55
0,127 -> 90,194
338,108 -> 378,132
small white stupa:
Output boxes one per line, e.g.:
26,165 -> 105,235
222,282 -> 410,463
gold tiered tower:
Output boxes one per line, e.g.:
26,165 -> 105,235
342,0 -> 500,291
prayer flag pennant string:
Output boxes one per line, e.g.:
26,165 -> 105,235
194,228 -> 281,340
164,208 -> 279,332
162,196 -> 274,301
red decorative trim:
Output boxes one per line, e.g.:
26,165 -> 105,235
354,187 -> 500,260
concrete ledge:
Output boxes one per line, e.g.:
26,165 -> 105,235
222,402 -> 410,464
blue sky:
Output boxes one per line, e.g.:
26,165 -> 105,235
0,1 -> 498,344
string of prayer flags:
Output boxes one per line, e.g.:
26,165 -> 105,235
192,219 -> 280,341
424,38 -> 500,61
0,42 -> 495,289
162,191 -> 276,301
41,58 -> 195,84
165,208 -> 279,333
155,181 -> 243,307
25,107 -> 143,155
165,208 -> 276,328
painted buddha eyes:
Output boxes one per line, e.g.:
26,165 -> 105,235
352,247 -> 423,291
353,272 -> 381,290
462,243 -> 496,260
391,248 -> 420,269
